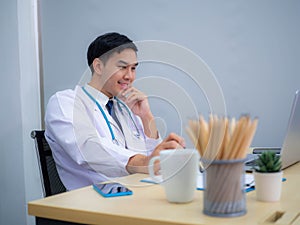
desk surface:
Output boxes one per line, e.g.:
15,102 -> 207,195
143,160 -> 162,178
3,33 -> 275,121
28,163 -> 300,225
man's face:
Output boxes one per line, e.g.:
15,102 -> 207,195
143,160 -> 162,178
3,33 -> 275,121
100,48 -> 138,98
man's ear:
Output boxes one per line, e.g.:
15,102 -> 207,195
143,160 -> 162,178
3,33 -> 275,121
92,58 -> 103,75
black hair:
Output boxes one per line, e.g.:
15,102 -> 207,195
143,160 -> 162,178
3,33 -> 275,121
87,32 -> 138,72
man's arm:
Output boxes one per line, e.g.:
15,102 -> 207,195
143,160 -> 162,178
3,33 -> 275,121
120,87 -> 158,139
126,133 -> 186,174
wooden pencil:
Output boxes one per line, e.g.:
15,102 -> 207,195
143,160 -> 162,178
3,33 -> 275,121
186,114 -> 258,215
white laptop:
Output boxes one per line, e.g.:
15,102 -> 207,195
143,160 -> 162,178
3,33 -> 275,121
245,90 -> 300,171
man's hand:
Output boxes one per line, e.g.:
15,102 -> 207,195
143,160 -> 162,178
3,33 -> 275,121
119,86 -> 158,139
120,86 -> 151,118
126,133 -> 186,174
148,133 -> 186,174
150,133 -> 186,157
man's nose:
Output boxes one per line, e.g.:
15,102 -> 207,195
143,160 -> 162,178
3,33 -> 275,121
124,67 -> 134,79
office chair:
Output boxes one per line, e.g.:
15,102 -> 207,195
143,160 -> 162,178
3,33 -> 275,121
31,130 -> 66,197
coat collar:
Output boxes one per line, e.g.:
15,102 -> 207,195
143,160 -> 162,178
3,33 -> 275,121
84,84 -> 110,106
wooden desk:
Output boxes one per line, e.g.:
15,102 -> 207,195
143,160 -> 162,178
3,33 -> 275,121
28,163 -> 300,225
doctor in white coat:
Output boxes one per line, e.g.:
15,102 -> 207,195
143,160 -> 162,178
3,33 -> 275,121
45,32 -> 185,190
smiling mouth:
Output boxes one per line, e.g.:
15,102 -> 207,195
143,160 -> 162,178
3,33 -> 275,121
118,81 -> 129,89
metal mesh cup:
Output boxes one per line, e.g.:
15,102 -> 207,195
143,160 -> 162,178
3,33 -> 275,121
203,159 -> 246,217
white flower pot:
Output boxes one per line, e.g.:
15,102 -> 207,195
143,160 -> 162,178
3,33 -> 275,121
254,171 -> 283,202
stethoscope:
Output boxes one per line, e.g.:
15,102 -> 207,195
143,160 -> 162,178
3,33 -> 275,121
82,86 -> 141,145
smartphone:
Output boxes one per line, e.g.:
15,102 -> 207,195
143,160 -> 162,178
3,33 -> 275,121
92,182 -> 133,198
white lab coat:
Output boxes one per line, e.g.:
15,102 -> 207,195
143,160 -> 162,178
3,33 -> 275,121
45,85 -> 161,190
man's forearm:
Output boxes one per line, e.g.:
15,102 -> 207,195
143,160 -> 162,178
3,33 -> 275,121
141,113 -> 159,139
126,154 -> 150,174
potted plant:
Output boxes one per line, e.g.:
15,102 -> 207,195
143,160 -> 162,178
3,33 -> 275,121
253,151 -> 283,202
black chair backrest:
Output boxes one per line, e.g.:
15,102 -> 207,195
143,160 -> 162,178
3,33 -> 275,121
31,130 -> 66,197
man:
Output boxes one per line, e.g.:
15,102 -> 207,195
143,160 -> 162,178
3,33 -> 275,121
45,32 -> 185,190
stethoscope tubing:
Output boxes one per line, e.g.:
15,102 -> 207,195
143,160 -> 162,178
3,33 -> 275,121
82,86 -> 140,144
82,86 -> 117,143
115,98 -> 140,138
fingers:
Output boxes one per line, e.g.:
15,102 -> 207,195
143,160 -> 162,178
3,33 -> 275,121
121,87 -> 141,99
158,140 -> 184,150
164,132 -> 186,149
121,86 -> 131,98
150,134 -> 186,161
154,133 -> 186,152
126,92 -> 146,106
153,160 -> 161,175
120,87 -> 146,106
151,141 -> 182,159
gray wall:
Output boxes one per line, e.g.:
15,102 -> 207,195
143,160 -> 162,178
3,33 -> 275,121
40,0 -> 300,148
1,0 -> 42,225
0,0 -> 26,224
41,1 -> 300,146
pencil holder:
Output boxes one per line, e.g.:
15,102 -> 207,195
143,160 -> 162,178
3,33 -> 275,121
203,159 -> 246,217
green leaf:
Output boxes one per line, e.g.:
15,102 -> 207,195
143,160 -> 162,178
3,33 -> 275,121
267,160 -> 274,169
255,151 -> 282,172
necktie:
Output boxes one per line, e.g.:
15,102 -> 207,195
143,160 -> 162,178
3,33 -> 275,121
106,100 -> 123,133
106,100 -> 114,116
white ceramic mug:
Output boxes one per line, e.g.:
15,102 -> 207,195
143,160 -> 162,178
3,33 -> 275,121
148,149 -> 199,203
